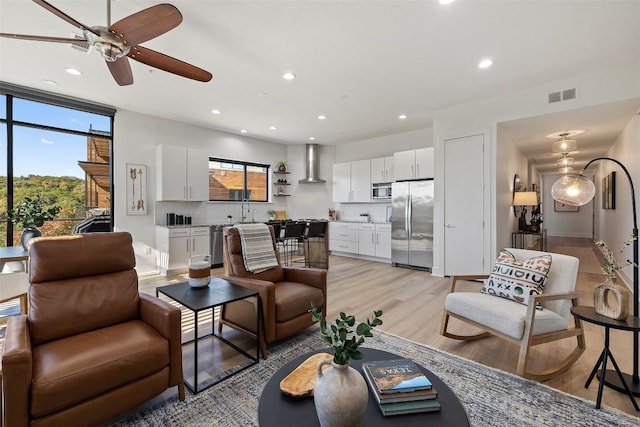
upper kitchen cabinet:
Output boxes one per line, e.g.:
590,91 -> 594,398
371,156 -> 394,184
333,159 -> 371,203
156,144 -> 209,201
393,147 -> 434,181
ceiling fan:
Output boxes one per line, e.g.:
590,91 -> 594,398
0,0 -> 212,86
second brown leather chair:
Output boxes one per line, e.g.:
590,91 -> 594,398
220,225 -> 327,357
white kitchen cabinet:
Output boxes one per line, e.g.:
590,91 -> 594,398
370,156 -> 394,184
332,160 -> 371,202
328,222 -> 359,254
156,144 -> 209,201
358,223 -> 391,259
393,148 -> 434,181
156,226 -> 211,275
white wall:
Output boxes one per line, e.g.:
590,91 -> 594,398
433,60 -> 640,273
335,128 -> 432,163
597,112 -> 640,289
541,173 -> 593,238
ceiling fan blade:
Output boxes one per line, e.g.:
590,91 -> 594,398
109,4 -> 182,47
106,57 -> 134,86
33,0 -> 99,36
0,33 -> 88,45
128,46 -> 212,82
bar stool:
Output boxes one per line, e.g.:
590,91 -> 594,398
278,221 -> 306,266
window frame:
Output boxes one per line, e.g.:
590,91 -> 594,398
208,157 -> 270,202
0,83 -> 115,246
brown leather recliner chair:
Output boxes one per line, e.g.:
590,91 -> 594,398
1,232 -> 185,427
220,226 -> 327,357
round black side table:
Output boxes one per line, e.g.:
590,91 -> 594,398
571,306 -> 640,411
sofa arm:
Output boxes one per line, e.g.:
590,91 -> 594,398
139,293 -> 183,389
222,276 -> 276,342
282,267 -> 327,291
2,314 -> 32,427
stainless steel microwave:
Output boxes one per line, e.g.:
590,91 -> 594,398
372,185 -> 392,199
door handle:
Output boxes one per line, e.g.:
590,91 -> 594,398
445,224 -> 456,228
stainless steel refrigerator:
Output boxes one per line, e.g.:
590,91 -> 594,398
391,180 -> 434,270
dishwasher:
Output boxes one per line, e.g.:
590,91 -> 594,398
210,225 -> 225,268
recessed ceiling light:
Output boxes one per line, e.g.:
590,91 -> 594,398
240,129 -> 248,133
269,126 -> 277,130
439,0 -> 456,5
211,109 -> 221,114
42,79 -> 59,86
318,115 -> 327,120
478,58 -> 493,69
283,72 -> 296,80
398,114 -> 408,120
65,67 -> 82,76
309,137 -> 316,141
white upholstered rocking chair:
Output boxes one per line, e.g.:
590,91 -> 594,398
440,248 -> 586,381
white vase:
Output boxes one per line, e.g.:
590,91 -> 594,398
314,359 -> 368,427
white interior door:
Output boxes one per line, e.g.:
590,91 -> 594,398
444,134 -> 486,275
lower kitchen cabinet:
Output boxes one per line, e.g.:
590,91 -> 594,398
156,226 -> 211,275
329,222 -> 390,261
358,223 -> 391,259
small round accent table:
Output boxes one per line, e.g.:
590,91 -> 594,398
258,347 -> 470,426
571,306 -> 640,411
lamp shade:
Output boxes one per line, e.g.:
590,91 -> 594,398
558,166 -> 574,174
513,191 -> 538,206
551,174 -> 596,206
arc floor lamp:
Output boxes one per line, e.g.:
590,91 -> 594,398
552,157 -> 639,396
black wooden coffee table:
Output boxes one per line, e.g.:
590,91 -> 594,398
156,278 -> 260,394
258,348 -> 469,426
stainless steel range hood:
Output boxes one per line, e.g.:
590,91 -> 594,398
298,144 -> 326,184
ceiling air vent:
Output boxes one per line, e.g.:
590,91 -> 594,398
562,88 -> 577,100
548,91 -> 561,103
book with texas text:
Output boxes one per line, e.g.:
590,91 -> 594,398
362,358 -> 432,394
362,365 -> 438,404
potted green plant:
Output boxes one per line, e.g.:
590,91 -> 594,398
267,209 -> 277,221
310,303 -> 383,427
226,214 -> 233,223
276,160 -> 288,173
8,196 -> 61,249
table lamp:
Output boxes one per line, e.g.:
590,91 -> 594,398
513,191 -> 538,232
551,157 -> 639,396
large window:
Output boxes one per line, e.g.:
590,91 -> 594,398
0,84 -> 114,247
209,158 -> 269,202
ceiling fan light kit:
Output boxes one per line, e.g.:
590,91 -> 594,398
0,0 -> 212,86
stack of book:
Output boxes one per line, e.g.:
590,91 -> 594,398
361,358 -> 440,416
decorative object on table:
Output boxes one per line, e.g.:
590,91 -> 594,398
227,214 -> 233,223
126,163 -> 147,215
551,156 -> 639,396
279,353 -> 333,397
529,204 -> 543,232
277,160 -> 288,173
267,209 -> 277,221
188,254 -> 211,287
328,208 -> 336,221
310,304 -> 383,427
593,237 -> 635,320
7,196 -> 61,249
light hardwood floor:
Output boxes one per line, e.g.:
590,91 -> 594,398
141,237 -> 640,418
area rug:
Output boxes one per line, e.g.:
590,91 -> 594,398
110,327 -> 638,427
555,246 -> 603,274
